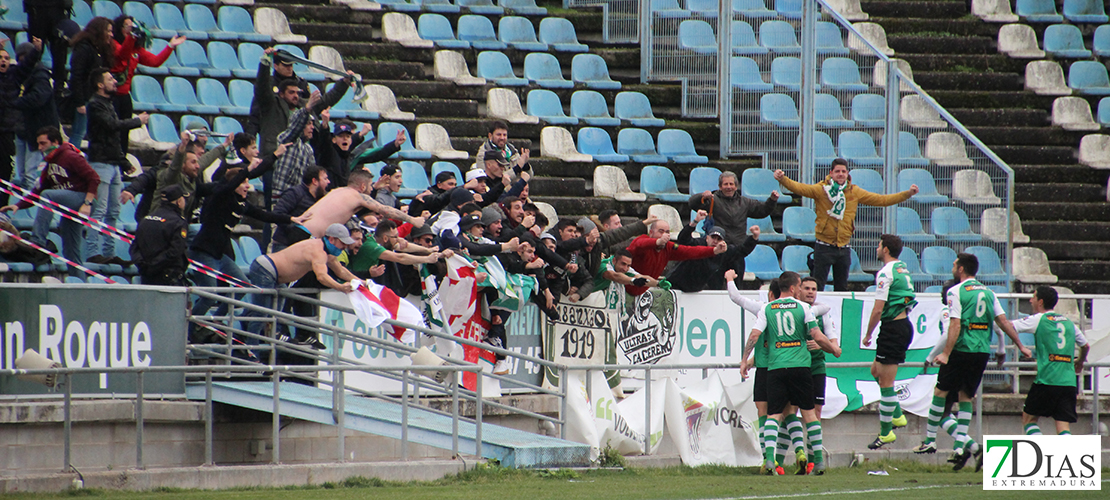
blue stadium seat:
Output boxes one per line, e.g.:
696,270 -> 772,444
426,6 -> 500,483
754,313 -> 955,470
1094,25 -> 1110,57
931,206 -> 980,242
154,3 -> 208,39
218,6 -> 272,42
850,94 -> 885,128
87,276 -> 109,285
524,53 -> 572,88
895,207 -> 936,243
457,15 -> 508,50
119,201 -> 139,232
897,247 -> 931,283
759,20 -> 801,54
615,92 -> 665,128
131,75 -> 188,113
179,114 -> 211,134
848,248 -> 873,282
207,41 -> 252,79
881,131 -> 931,167
657,129 -> 708,164
921,245 -> 957,279
527,89 -> 577,125
850,168 -> 883,194
214,116 -> 243,137
0,1 -> 27,29
431,162 -> 463,183
539,18 -> 588,53
476,51 -> 528,86
239,236 -> 263,268
166,76 -> 221,114
732,21 -> 769,56
378,123 -> 432,160
689,166 -> 722,195
781,245 -> 813,274
733,0 -> 776,18
1063,0 -> 1108,23
815,21 -> 850,55
619,129 -> 668,163
397,161 -> 430,198
124,2 -> 173,39
821,57 -> 867,91
377,0 -> 421,11
113,239 -> 138,274
1099,97 -> 1110,125
237,43 -> 266,76
813,93 -> 852,128
745,245 -> 784,280
640,166 -> 687,202
273,44 -> 325,82
499,16 -> 547,51
686,0 -> 720,17
414,0 -> 462,13
184,4 -> 237,40
775,0 -> 803,19
458,0 -> 504,15
812,131 -> 837,166
10,207 -> 36,229
419,14 -> 470,49
1068,61 -> 1110,95
742,168 -> 792,203
770,56 -> 802,91
501,0 -> 546,14
837,131 -> 883,166
149,39 -> 199,77
1043,24 -> 1092,58
900,168 -> 948,204
147,114 -> 180,143
570,91 -> 621,126
92,0 -> 122,20
731,56 -> 772,91
326,83 -> 379,121
679,20 -> 718,54
783,206 -> 816,242
577,128 -> 629,163
651,0 -> 691,18
923,285 -> 943,293
178,40 -> 228,77
229,79 -> 255,110
760,93 -> 800,128
748,215 -> 786,242
571,54 -> 621,89
966,246 -> 1011,282
70,1 -> 93,26
1016,0 -> 1064,21
65,276 -> 86,284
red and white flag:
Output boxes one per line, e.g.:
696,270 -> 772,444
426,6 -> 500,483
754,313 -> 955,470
348,280 -> 425,343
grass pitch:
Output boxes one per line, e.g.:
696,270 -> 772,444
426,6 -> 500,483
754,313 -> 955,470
2,461 -> 1104,500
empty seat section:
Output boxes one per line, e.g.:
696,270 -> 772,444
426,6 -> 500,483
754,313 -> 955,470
1062,0 -> 1108,22
811,131 -> 837,165
570,91 -> 620,126
571,54 -> 621,89
657,129 -> 708,164
166,76 -> 220,114
814,93 -> 853,128
577,128 -> 628,163
539,18 -> 588,53
837,131 -> 882,166
1068,61 -> 1110,95
457,15 -> 508,50
207,41 -> 250,78
476,51 -> 528,86
524,52 -> 572,88
850,168 -> 883,193
499,16 -> 547,51
1016,0 -> 1063,21
732,21 -> 768,55
196,78 -> 245,115
850,94 -> 885,128
415,0 -> 462,13
131,75 -> 187,112
640,166 -> 687,202
882,131 -> 931,167
895,207 -> 936,242
821,57 -> 866,91
745,245 -> 784,280
458,0 -> 504,15
419,14 -> 470,49
966,245 -> 1010,281
760,93 -> 800,128
781,245 -> 813,273
680,20 -> 718,54
184,4 -> 237,40
618,129 -> 668,163
500,0 -> 547,16
931,206 -> 980,242
815,21 -> 850,55
742,168 -> 792,203
770,56 -> 801,91
900,168 -> 948,203
759,20 -> 800,53
218,6 -> 272,42
689,166 -> 722,194
155,3 -> 207,39
526,89 -> 577,125
748,215 -> 786,242
615,92 -> 666,127
1043,24 -> 1092,57
783,206 -> 816,241
731,56 -> 772,91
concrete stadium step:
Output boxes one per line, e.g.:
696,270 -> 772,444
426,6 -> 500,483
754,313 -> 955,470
1015,182 -> 1104,203
1015,202 -> 1110,222
530,177 -> 589,197
887,35 -> 995,55
945,108 -> 1047,128
256,3 -> 376,25
345,59 -> 431,80
867,17 -> 1000,37
1055,280 -> 1110,294
1012,164 -> 1110,184
1021,220 -> 1110,242
1045,260 -> 1110,281
926,91 -> 1056,111
532,195 -> 652,218
324,42 -> 435,64
912,71 -> 1022,92
989,145 -> 1077,165
860,0 -> 968,19
964,126 -> 1084,146
184,381 -> 590,468
896,54 -> 1025,74
291,21 -> 379,43
1034,240 -> 1110,261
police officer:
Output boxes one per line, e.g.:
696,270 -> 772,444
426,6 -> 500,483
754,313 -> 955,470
130,184 -> 189,285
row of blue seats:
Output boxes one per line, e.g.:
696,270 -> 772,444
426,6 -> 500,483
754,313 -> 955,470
579,128 -> 709,164
761,92 -> 887,128
527,90 -> 664,127
746,203 -> 993,246
744,242 -> 1012,283
652,0 -> 807,20
477,52 -> 621,89
1016,0 -> 1108,23
418,14 -> 587,52
132,76 -> 376,122
0,2 -> 263,39
807,130 -> 932,167
137,40 -> 325,81
732,55 -> 875,92
679,19 -> 850,56
379,0 -> 546,16
1042,23 -> 1110,58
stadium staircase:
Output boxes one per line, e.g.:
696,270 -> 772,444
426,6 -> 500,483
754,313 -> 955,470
862,0 -> 1110,293
184,379 -> 591,468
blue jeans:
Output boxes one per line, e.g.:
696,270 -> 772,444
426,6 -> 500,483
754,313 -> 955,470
85,162 -> 122,259
245,257 -> 281,345
31,189 -> 85,271
189,249 -> 248,318
14,138 -> 44,190
69,111 -> 88,149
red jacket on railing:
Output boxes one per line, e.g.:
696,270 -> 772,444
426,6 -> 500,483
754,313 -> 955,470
111,34 -> 174,96
16,142 -> 101,210
625,234 -> 715,296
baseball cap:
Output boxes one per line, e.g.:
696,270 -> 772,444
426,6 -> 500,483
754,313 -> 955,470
160,184 -> 186,202
380,165 -> 399,177
708,227 -> 726,239
333,122 -> 355,135
539,232 -> 556,243
324,223 -> 357,245
465,169 -> 487,183
459,213 -> 484,231
434,171 -> 456,184
448,187 -> 474,208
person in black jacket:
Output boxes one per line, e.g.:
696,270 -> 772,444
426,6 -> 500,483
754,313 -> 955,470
12,40 -> 58,190
84,67 -> 147,264
131,184 -> 188,286
272,164 -> 328,252
666,211 -> 760,293
311,113 -> 402,189
66,16 -> 115,148
245,50 -> 308,142
188,153 -> 307,319
0,40 -> 35,187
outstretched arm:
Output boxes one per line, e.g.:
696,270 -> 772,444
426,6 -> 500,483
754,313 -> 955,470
359,193 -> 425,227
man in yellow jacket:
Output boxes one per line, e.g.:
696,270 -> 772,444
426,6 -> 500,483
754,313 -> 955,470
774,159 -> 919,291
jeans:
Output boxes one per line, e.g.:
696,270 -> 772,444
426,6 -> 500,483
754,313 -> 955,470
245,257 -> 281,345
811,242 -> 851,292
85,162 -> 123,259
31,189 -> 86,271
189,249 -> 248,318
14,138 -> 44,190
69,111 -> 88,149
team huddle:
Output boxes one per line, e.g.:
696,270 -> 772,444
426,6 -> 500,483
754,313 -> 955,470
734,234 -> 1090,475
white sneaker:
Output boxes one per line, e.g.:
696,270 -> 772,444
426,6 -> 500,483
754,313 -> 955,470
493,360 -> 511,375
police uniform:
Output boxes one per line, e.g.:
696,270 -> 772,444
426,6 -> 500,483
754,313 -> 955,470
130,187 -> 189,286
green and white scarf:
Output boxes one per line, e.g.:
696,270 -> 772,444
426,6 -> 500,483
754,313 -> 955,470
824,181 -> 848,220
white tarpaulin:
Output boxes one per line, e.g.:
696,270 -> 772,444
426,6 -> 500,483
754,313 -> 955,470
663,373 -> 762,466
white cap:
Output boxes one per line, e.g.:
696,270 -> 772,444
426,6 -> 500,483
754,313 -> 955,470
465,169 -> 487,183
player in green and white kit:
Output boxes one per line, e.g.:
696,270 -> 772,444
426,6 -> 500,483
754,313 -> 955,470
863,235 -> 918,449
1013,286 -> 1089,435
933,253 -> 1031,471
740,272 -> 838,475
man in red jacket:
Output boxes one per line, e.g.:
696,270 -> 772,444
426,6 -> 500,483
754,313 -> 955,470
624,219 -> 726,296
1,126 -> 99,271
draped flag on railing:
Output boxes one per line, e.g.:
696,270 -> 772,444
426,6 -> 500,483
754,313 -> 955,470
347,279 -> 424,343
437,254 -> 496,390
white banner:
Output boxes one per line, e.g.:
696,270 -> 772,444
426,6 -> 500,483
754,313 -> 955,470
663,373 -> 761,466
548,291 -> 613,366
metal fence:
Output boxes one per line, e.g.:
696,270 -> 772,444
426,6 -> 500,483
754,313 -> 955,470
718,0 -> 1015,282
641,0 -> 727,116
565,0 -> 641,43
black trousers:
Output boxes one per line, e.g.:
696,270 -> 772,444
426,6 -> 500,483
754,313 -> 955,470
0,132 -> 15,193
24,4 -> 69,92
810,242 -> 851,291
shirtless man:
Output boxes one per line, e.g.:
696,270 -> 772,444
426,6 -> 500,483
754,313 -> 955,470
243,223 -> 362,342
299,170 -> 424,237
